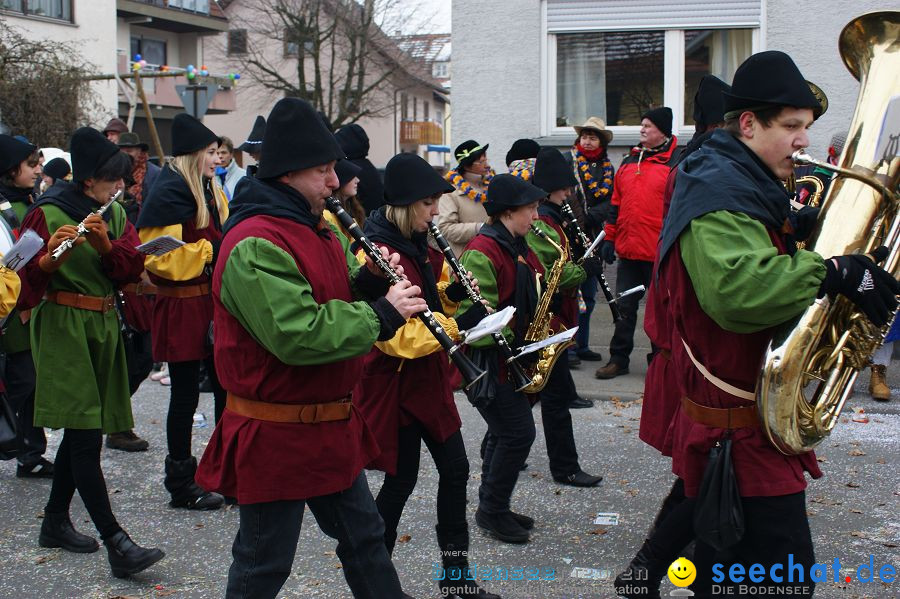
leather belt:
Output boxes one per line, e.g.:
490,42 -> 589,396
226,392 -> 352,424
658,349 -> 672,361
681,396 -> 759,429
154,283 -> 210,299
45,291 -> 115,313
121,282 -> 159,296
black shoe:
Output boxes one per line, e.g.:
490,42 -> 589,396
475,508 -> 529,544
553,470 -> 603,487
568,353 -> 582,368
164,456 -> 225,511
510,510 -> 534,530
577,349 -> 604,361
104,530 -> 165,578
595,362 -> 629,379
198,375 -> 213,393
613,540 -> 667,599
106,430 -> 150,452
39,512 -> 99,553
17,457 -> 54,478
569,396 -> 594,409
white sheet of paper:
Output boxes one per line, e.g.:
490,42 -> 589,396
516,326 -> 578,357
136,235 -> 186,256
875,95 -> 900,162
583,230 -> 606,259
593,512 -> 620,526
2,229 -> 44,271
462,305 -> 516,344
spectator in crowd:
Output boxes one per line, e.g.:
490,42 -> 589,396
102,118 -> 128,144
437,140 -> 494,258
237,115 -> 265,177
215,136 -> 245,199
335,123 -> 385,216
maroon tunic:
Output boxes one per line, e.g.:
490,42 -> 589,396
195,215 -> 379,504
659,234 -> 822,498
353,244 -> 461,475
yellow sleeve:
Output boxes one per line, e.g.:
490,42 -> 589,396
215,184 -> 230,222
139,224 -> 213,281
0,264 -> 21,318
323,209 -> 340,231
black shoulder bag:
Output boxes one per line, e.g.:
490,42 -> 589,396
693,432 -> 744,551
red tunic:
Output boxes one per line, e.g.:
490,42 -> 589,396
353,244 -> 461,475
195,215 -> 379,504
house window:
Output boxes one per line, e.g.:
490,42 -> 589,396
684,29 -> 753,122
130,37 -> 167,67
432,61 -> 449,79
1,0 -> 73,22
228,29 -> 248,56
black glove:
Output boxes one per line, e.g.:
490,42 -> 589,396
788,206 -> 820,242
454,302 -> 489,332
444,280 -> 469,303
581,256 -> 605,277
586,203 -> 608,230
369,297 -> 408,341
354,265 -> 391,300
821,247 -> 899,327
599,240 -> 616,264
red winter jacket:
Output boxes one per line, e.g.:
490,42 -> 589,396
604,137 -> 680,262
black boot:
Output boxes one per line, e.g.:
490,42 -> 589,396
437,525 -> 502,598
104,530 -> 165,578
613,539 -> 667,599
38,511 -> 99,553
164,456 -> 224,510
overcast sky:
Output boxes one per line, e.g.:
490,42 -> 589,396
394,0 -> 451,34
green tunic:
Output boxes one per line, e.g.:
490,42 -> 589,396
527,219 -> 586,291
30,203 -> 135,432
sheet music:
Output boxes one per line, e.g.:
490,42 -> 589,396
462,306 -> 516,344
583,230 -> 606,259
516,326 -> 578,357
136,235 -> 186,256
2,229 -> 44,272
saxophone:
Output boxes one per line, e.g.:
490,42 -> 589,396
519,225 -> 576,393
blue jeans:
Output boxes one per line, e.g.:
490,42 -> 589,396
226,473 -> 403,599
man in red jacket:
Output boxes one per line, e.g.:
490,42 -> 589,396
595,107 -> 680,379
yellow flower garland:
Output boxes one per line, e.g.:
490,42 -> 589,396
574,150 -> 613,201
444,168 -> 496,204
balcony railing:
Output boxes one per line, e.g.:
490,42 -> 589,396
129,0 -> 210,14
399,121 -> 443,146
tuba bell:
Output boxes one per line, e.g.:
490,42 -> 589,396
757,11 -> 900,455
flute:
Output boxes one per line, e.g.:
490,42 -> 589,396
325,197 -> 486,389
51,190 -> 122,261
428,222 -> 532,391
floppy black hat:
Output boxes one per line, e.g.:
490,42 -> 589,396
237,115 -> 266,153
533,147 -> 577,193
257,98 -> 345,180
383,153 -> 454,206
692,75 -> 731,125
723,51 -> 825,119
335,159 -> 362,188
171,113 -> 218,157
42,157 -> 71,181
505,139 -> 540,167
70,127 -> 121,181
484,173 -> 546,216
0,134 -> 36,174
454,139 -> 488,169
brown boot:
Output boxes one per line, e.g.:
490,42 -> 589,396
869,364 -> 891,401
106,430 -> 150,452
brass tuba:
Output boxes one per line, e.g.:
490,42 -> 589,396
757,11 -> 900,455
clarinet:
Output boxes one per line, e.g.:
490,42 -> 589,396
326,197 -> 486,389
428,222 -> 532,391
560,201 -> 621,322
51,190 -> 122,261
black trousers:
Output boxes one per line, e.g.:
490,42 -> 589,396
691,491 -> 815,598
124,329 -> 154,396
44,428 -> 121,539
226,473 -> 402,599
4,350 -> 47,466
375,423 -> 469,554
608,258 -> 653,368
537,358 -> 581,478
166,357 -> 225,460
476,382 -> 536,514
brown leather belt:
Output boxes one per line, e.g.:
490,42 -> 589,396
226,392 -> 352,424
154,283 -> 210,299
659,349 -> 672,360
45,291 -> 115,313
121,282 -> 159,296
681,396 -> 759,429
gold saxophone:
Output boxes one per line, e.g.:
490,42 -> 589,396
519,225 -> 576,393
757,11 -> 900,455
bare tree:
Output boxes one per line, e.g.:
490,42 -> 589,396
0,21 -> 103,147
230,0 -> 436,129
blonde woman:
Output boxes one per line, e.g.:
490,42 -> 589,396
137,114 -> 227,511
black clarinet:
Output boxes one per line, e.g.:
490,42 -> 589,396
326,197 -> 486,389
560,201 -> 621,322
428,222 -> 532,391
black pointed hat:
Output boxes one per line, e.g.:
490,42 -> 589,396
723,51 -> 825,119
257,98 -> 345,179
171,113 -> 218,157
454,139 -> 488,169
42,157 -> 71,181
505,139 -> 540,167
335,159 -> 362,187
70,127 -> 122,181
238,115 -> 266,153
383,153 -> 454,206
484,173 -> 546,216
533,147 -> 577,193
0,134 -> 36,174
692,75 -> 731,125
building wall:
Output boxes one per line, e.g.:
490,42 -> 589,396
452,0 -> 542,170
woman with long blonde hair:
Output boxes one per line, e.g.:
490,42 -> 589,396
137,113 -> 228,511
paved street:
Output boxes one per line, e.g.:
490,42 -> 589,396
1,287 -> 898,599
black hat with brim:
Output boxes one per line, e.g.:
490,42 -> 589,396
257,98 -> 345,180
237,115 -> 266,153
335,159 -> 363,188
693,75 -> 731,124
383,153 -> 454,206
172,113 -> 218,157
117,131 -> 149,151
454,139 -> 488,169
42,157 -> 71,181
505,138 -> 540,166
70,127 -> 121,182
0,134 -> 36,174
484,173 -> 546,216
723,51 -> 825,120
533,147 -> 577,193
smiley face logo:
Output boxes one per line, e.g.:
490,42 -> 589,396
668,557 -> 696,587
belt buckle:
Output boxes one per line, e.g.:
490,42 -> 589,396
102,296 -> 115,313
298,404 -> 316,424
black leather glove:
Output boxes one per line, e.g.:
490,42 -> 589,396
454,302 -> 489,332
370,297 -> 408,341
821,247 -> 899,327
444,280 -> 469,303
788,206 -> 820,242
599,240 -> 616,264
581,256 -> 605,277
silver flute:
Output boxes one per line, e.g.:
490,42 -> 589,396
51,190 -> 122,261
